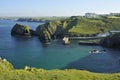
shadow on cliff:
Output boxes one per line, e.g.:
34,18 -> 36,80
62,53 -> 120,73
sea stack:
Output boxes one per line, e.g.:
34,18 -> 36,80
11,23 -> 32,36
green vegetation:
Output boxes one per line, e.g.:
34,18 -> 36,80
69,18 -> 106,35
66,17 -> 120,36
107,16 -> 120,19
1,58 -> 120,80
0,58 -> 13,74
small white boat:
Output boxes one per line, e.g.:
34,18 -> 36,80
89,50 -> 99,54
89,49 -> 106,54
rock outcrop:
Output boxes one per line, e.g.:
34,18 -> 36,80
36,24 -> 51,42
11,23 -> 32,36
0,57 -> 14,72
35,19 -> 80,42
100,33 -> 120,48
36,21 -> 63,42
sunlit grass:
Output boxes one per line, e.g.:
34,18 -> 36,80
0,59 -> 120,80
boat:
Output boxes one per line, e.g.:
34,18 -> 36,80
89,49 -> 106,54
89,49 -> 99,54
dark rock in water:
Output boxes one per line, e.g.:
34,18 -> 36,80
30,29 -> 37,36
11,23 -> 32,36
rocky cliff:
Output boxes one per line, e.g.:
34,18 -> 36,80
100,33 -> 120,48
11,23 -> 32,36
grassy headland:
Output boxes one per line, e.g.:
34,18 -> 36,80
0,58 -> 120,80
35,16 -> 120,42
17,16 -> 68,22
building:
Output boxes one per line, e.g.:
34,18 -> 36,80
63,37 -> 70,45
97,32 -> 110,37
85,13 -> 99,18
110,13 -> 120,16
109,30 -> 120,34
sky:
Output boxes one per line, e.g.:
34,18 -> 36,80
0,0 -> 120,17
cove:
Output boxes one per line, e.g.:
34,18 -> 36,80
0,19 -> 120,73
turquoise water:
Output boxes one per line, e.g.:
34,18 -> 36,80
0,19 -> 120,73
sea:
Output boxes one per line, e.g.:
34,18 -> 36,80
0,19 -> 120,73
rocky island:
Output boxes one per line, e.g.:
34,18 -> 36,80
11,23 -> 32,36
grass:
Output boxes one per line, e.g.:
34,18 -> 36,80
0,58 -> 120,80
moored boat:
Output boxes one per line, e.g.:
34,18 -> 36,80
89,49 -> 106,54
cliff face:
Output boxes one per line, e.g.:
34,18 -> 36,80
11,23 -> 32,36
100,33 -> 120,48
37,25 -> 51,42
35,19 -> 78,42
36,21 -> 63,42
